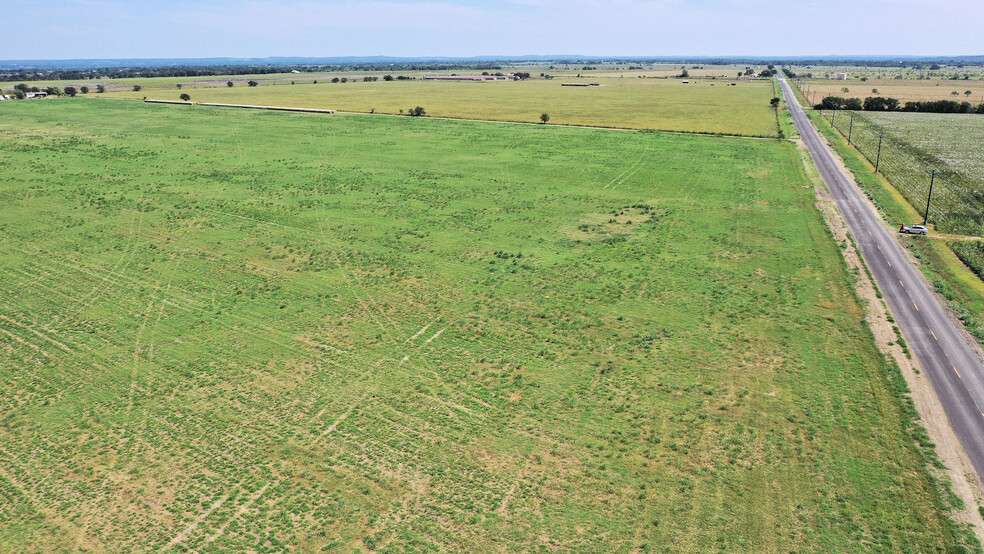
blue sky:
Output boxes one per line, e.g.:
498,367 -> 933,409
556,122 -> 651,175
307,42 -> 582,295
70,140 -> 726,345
2,0 -> 982,60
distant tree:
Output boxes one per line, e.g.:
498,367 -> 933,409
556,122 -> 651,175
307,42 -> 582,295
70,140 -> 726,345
64,86 -> 77,97
540,113 -> 550,124
227,81 -> 234,87
13,90 -> 25,99
331,77 -> 340,83
96,84 -> 105,93
340,78 -> 348,83
863,96 -> 900,111
680,69 -> 689,78
860,77 -> 868,82
408,106 -> 426,117
841,87 -> 849,93
248,81 -> 258,87
44,86 -> 61,96
180,93 -> 191,101
80,86 -> 89,94
383,75 -> 394,81
872,88 -> 879,94
14,83 -> 29,92
952,91 -> 960,96
844,97 -> 863,110
176,83 -> 182,89
966,90 -> 973,96
770,97 -> 780,108
133,85 -> 142,92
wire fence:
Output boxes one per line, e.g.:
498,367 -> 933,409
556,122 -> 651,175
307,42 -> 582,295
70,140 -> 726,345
818,108 -> 984,237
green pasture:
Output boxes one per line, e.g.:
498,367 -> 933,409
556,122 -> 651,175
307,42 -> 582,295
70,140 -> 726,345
0,100 -> 971,551
90,76 -> 778,136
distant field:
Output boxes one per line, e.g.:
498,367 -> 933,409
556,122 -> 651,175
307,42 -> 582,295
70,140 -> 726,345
0,100 -> 968,551
800,79 -> 984,104
2,64 -> 757,91
788,64 -> 984,82
93,77 -> 779,136
827,110 -> 984,235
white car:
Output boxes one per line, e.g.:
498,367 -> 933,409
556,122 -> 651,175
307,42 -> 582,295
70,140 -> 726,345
900,224 -> 928,236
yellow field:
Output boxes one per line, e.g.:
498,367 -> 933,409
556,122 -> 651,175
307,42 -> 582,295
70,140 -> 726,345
93,77 -> 778,136
799,79 -> 983,104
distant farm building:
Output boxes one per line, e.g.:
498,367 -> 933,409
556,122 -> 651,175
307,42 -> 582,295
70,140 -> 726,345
423,74 -> 515,81
835,73 -> 848,80
25,91 -> 48,99
561,83 -> 600,87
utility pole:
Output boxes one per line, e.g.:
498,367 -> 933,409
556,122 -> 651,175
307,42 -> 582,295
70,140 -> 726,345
874,134 -> 883,173
848,114 -> 855,145
923,170 -> 937,226
831,110 -> 836,127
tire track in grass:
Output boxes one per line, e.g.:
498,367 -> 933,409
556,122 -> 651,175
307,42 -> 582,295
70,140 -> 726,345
166,491 -> 232,548
205,481 -> 276,544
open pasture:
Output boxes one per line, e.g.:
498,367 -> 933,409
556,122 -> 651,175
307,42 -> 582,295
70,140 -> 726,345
0,100 -> 968,551
96,77 -> 779,136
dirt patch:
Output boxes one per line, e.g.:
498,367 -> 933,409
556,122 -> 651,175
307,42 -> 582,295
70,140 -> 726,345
802,144 -> 984,542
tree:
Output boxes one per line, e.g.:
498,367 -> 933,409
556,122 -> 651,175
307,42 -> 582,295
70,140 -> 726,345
540,113 -> 550,124
96,84 -> 105,93
180,93 -> 191,101
680,69 -> 689,78
248,80 -> 258,87
770,97 -> 780,108
176,83 -> 182,89
331,77 -> 340,83
408,106 -> 426,117
64,86 -> 77,97
383,75 -> 394,81
227,81 -> 234,87
966,91 -> 974,97
844,98 -> 863,111
44,86 -> 62,96
133,85 -> 142,92
80,86 -> 89,94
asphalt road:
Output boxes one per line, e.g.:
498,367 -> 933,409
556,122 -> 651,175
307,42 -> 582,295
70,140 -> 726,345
777,74 -> 984,481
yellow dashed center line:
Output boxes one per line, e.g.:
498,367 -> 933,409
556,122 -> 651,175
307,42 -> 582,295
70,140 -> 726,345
900,280 -> 904,287
932,332 -> 939,341
955,367 -> 962,378
887,261 -> 892,267
913,303 -> 919,311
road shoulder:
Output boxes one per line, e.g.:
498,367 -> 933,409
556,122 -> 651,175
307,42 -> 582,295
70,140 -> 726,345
797,140 -> 984,542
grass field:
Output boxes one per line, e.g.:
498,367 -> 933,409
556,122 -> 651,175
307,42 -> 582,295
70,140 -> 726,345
88,77 -> 779,136
800,79 -> 984,104
0,100 -> 972,551
1,64 -> 758,91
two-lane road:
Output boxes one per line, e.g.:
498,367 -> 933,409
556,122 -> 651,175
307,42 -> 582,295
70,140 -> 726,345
778,74 -> 984,481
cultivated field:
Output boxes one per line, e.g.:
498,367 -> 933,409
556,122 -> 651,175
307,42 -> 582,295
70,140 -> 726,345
89,77 -> 779,136
825,110 -> 984,236
799,79 -> 984,104
0,100 -> 970,551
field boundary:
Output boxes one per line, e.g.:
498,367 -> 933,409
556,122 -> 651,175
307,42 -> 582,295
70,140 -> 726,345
130,97 -> 777,139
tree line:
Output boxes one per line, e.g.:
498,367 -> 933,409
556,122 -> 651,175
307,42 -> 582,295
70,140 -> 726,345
815,95 -> 984,114
0,63 -> 512,83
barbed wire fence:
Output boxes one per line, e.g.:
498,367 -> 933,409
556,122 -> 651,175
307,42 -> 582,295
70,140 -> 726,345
818,107 -> 984,237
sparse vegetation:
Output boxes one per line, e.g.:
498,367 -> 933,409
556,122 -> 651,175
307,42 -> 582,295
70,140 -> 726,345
0,99 -> 970,551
